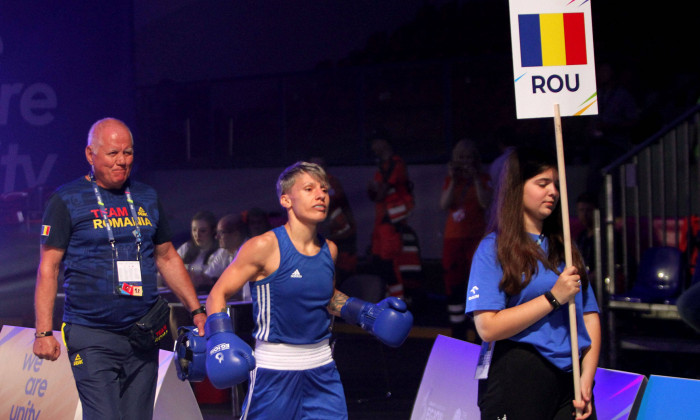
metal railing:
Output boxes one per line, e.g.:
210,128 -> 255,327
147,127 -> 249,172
602,104 -> 700,296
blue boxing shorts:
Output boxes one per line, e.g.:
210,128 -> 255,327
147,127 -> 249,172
240,339 -> 348,420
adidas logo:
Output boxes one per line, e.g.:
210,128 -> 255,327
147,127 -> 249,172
73,354 -> 83,366
290,269 -> 302,278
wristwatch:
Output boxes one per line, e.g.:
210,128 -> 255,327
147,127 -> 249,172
35,330 -> 53,338
544,291 -> 561,310
191,305 -> 206,317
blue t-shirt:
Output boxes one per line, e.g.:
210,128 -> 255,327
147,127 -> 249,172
466,232 -> 599,370
251,226 -> 335,344
41,177 -> 171,331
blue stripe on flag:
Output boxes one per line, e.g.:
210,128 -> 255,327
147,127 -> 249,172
519,14 -> 542,67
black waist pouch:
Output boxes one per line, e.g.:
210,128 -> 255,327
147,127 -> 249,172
128,296 -> 171,352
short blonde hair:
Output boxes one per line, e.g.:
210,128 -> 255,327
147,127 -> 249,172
276,161 -> 329,198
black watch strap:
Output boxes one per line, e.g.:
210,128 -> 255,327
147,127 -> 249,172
35,330 -> 53,338
544,291 -> 561,310
191,305 -> 206,317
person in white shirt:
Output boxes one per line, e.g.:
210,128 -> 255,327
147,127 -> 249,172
177,210 -> 219,292
205,213 -> 251,300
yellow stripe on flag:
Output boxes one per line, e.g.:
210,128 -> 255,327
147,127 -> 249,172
540,14 -> 566,66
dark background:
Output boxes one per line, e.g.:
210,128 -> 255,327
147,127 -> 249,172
3,0 -> 697,193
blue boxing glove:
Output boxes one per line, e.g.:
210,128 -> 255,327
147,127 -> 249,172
204,312 -> 256,389
341,297 -> 413,347
174,326 -> 207,382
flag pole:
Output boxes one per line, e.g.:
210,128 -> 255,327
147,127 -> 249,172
553,103 -> 582,416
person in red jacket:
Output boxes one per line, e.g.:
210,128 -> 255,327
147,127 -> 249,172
440,139 -> 491,341
367,135 -> 422,301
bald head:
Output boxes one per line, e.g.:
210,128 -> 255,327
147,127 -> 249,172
87,118 -> 133,151
85,118 -> 134,189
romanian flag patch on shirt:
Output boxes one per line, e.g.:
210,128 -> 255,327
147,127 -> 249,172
41,225 -> 51,236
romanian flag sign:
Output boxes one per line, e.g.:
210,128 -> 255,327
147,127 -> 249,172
519,13 -> 587,67
508,0 -> 598,119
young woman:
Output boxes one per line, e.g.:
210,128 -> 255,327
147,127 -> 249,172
177,210 -> 219,291
466,147 -> 600,420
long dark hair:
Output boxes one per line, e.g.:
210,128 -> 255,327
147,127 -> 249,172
182,210 -> 218,264
488,147 -> 588,295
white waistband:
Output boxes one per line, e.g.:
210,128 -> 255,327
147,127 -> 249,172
254,339 -> 333,371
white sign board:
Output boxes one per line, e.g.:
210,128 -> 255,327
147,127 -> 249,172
508,0 -> 598,119
410,335 -> 481,420
0,325 -> 202,420
0,326 -> 81,420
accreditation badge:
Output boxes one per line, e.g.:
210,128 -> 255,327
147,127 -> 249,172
116,260 -> 143,297
474,341 -> 494,379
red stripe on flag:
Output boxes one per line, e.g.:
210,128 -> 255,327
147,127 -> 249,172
563,13 -> 587,65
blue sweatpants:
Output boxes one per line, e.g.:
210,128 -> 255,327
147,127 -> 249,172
241,361 -> 348,419
63,323 -> 159,420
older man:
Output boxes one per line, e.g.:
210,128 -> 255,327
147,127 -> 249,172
33,117 -> 206,420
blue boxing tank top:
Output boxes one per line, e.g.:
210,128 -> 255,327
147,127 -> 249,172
250,226 -> 335,344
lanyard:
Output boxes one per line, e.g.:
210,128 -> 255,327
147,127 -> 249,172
89,172 -> 143,257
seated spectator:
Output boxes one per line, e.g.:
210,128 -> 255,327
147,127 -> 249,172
168,211 -> 218,341
205,213 -> 251,300
177,210 -> 219,292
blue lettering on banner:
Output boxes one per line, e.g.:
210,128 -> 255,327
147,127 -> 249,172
0,36 -> 59,195
0,82 -> 57,126
0,36 -> 58,126
22,353 -> 43,373
9,400 -> 42,420
1,143 -> 57,194
24,377 -> 48,397
11,352 -> 47,419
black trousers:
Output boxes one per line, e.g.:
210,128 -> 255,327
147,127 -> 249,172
478,340 -> 596,420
